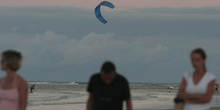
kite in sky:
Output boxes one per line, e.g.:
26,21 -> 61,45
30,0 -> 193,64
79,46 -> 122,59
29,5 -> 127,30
95,1 -> 115,24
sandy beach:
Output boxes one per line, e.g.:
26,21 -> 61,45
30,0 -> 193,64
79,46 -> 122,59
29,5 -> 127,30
26,82 -> 220,110
27,90 -> 175,110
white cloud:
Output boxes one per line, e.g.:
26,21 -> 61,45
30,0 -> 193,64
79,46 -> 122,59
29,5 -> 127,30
0,31 -> 169,66
146,44 -> 169,61
1,30 -> 220,82
55,32 -> 169,65
1,30 -> 219,67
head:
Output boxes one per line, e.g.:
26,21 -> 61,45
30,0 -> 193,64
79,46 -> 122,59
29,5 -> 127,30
1,50 -> 23,71
191,48 -> 206,71
100,61 -> 116,85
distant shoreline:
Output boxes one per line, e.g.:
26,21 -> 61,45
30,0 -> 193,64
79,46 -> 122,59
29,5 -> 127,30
27,81 -> 181,84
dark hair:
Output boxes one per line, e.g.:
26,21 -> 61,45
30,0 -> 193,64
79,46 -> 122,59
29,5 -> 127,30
100,61 -> 116,73
191,48 -> 207,71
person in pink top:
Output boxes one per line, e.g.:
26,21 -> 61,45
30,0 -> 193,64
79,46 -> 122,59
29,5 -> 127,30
0,50 -> 28,110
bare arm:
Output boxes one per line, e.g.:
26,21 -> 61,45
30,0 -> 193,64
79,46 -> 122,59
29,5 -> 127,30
86,93 -> 93,110
19,79 -> 28,110
126,99 -> 132,110
177,78 -> 198,100
186,80 -> 215,104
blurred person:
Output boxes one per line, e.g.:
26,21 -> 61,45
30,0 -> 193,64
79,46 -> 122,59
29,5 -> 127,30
0,50 -> 28,110
177,48 -> 215,110
215,84 -> 219,93
30,84 -> 35,93
86,61 -> 132,110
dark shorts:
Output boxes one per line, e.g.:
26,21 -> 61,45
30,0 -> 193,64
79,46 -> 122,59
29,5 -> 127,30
215,88 -> 218,91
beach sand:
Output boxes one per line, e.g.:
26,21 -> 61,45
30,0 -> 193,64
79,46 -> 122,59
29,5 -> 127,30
27,90 -> 220,110
26,83 -> 220,110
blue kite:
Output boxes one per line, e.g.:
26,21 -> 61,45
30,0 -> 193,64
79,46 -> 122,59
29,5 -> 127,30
95,1 -> 115,24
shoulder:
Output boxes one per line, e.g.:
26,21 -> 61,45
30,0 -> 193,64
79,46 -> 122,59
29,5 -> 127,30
0,77 -> 5,81
183,72 -> 192,79
89,73 -> 101,81
116,73 -> 129,83
206,72 -> 216,81
90,73 -> 100,78
117,74 -> 127,80
0,77 -> 5,84
17,75 -> 27,88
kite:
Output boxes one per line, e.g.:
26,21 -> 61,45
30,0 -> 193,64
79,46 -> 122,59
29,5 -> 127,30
95,1 -> 115,24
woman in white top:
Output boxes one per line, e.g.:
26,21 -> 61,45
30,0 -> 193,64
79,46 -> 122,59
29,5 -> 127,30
177,48 -> 215,110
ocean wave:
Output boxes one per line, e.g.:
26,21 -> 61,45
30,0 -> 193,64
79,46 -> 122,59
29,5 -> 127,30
28,81 -> 49,85
28,81 -> 79,85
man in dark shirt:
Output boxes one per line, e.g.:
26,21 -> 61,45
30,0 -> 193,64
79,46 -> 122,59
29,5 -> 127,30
86,61 -> 132,110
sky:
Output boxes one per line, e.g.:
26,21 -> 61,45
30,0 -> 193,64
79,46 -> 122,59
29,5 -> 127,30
1,0 -> 220,8
0,0 -> 220,83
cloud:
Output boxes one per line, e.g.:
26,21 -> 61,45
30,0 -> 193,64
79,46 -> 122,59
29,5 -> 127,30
146,44 -> 169,61
0,6 -> 220,82
1,29 -> 220,82
0,31 -> 169,66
